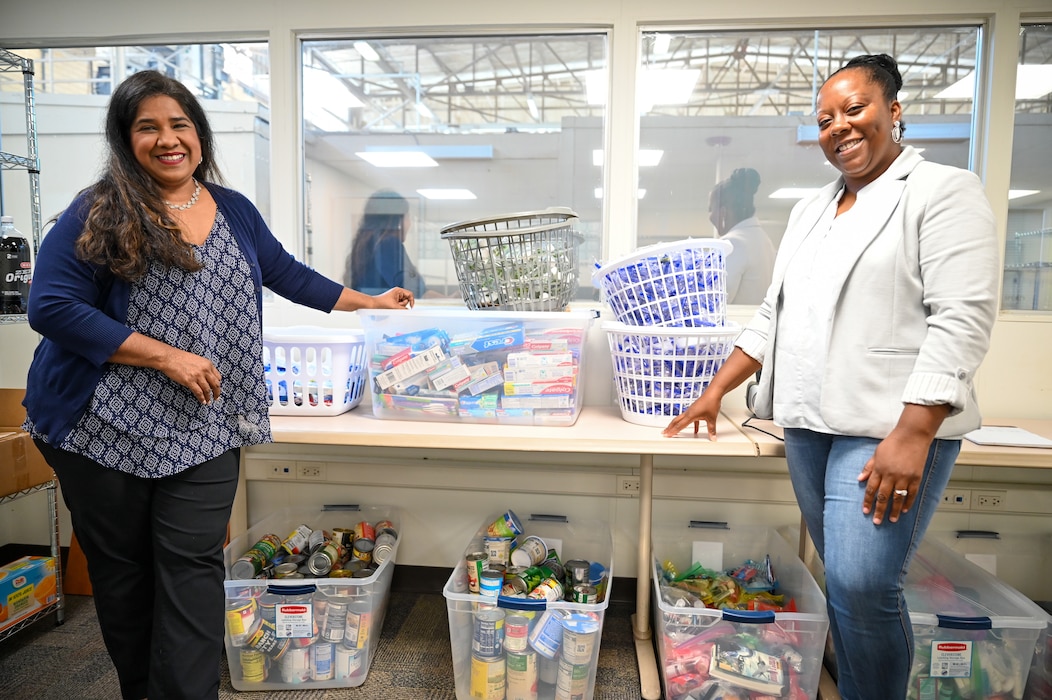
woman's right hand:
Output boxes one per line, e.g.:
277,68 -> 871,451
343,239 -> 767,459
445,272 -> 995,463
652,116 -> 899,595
157,347 -> 223,405
663,390 -> 722,440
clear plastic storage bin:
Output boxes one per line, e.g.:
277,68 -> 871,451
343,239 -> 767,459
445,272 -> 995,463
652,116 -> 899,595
262,326 -> 367,416
651,521 -> 829,700
222,505 -> 400,690
904,537 -> 1049,700
443,512 -> 614,700
357,307 -> 596,426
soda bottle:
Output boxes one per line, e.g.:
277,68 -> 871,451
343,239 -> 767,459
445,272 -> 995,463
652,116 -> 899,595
0,216 -> 32,315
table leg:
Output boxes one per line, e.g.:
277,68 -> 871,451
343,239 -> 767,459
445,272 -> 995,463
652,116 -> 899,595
635,454 -> 661,700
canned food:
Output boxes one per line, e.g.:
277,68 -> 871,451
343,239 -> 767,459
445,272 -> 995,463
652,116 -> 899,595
374,519 -> 398,538
518,565 -> 553,593
353,521 -> 376,550
334,644 -> 365,680
322,601 -> 347,643
555,656 -> 591,700
245,620 -> 290,660
331,527 -> 355,548
344,601 -> 371,649
470,653 -> 506,700
571,584 -> 599,604
310,641 -> 335,681
510,535 -> 548,568
526,575 -> 564,602
308,540 -> 345,576
479,567 -> 504,599
258,592 -> 281,624
528,609 -> 566,659
501,577 -> 528,597
486,509 -> 523,538
231,533 -> 282,579
504,614 -> 531,653
563,559 -> 590,587
225,598 -> 259,644
273,562 -> 299,578
561,614 -> 599,664
279,646 -> 311,684
351,539 -> 374,564
484,536 -> 513,567
506,649 -> 539,700
472,607 -> 506,658
281,524 -> 314,555
351,568 -> 374,578
465,551 -> 487,594
239,649 -> 267,683
373,532 -> 397,565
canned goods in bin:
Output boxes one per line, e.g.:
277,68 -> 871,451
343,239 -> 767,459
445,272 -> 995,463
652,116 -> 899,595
571,584 -> 598,604
322,600 -> 347,643
334,644 -> 365,680
344,598 -> 371,649
563,559 -> 589,588
487,509 -> 524,538
225,598 -> 259,645
528,608 -> 567,659
311,641 -> 335,681
354,521 -> 376,548
526,575 -> 564,602
510,535 -> 548,568
279,646 -> 311,684
239,649 -> 267,683
479,567 -> 504,599
373,532 -> 396,565
281,524 -> 313,555
466,552 -> 487,594
555,656 -> 591,700
374,519 -> 398,538
484,536 -> 513,567
561,613 -> 600,664
245,620 -> 290,660
231,533 -> 282,579
473,607 -> 506,657
506,649 -> 539,700
470,653 -> 506,700
504,614 -> 531,653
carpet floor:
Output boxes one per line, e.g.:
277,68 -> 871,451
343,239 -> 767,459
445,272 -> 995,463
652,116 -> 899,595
0,593 -> 643,699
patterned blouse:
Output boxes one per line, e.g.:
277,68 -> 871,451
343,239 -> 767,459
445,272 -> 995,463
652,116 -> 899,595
58,210 -> 272,478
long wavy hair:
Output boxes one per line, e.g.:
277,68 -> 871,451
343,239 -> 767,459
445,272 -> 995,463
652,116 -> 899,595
343,189 -> 410,289
75,70 -> 225,282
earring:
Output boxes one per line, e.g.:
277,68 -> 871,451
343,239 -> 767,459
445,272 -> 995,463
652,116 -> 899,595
891,120 -> 903,144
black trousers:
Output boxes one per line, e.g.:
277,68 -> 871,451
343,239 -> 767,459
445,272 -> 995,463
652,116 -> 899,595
36,440 -> 239,700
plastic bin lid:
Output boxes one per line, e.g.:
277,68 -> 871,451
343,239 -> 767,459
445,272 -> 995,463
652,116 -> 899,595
262,326 -> 365,344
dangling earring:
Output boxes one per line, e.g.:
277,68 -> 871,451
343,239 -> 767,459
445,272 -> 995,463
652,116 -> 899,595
891,120 -> 903,144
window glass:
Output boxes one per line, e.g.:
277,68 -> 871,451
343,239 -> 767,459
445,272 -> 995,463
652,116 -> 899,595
301,34 -> 607,299
1003,22 -> 1052,313
0,44 -> 270,230
637,27 -> 980,304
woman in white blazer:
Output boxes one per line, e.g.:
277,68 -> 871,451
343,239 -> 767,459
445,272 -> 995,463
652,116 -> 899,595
709,167 -> 776,304
665,54 -> 999,699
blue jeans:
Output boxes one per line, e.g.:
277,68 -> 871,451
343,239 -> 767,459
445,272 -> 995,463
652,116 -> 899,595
783,429 -> 960,700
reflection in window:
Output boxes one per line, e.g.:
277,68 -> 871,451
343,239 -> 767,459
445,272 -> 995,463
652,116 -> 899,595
1003,23 -> 1052,313
300,34 -> 607,298
0,44 -> 270,225
636,27 -> 980,302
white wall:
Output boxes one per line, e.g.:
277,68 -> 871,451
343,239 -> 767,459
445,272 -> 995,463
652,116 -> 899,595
2,0 -> 1050,592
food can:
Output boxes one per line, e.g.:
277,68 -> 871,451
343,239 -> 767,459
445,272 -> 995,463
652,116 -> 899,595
310,641 -> 335,681
561,613 -> 600,664
526,575 -> 564,602
563,559 -> 590,587
374,519 -> 398,538
281,524 -> 314,555
470,653 -> 506,700
588,562 -> 608,603
322,600 -> 347,643
351,539 -> 374,564
351,568 -> 374,578
484,536 -> 513,567
527,609 -> 566,659
373,532 -> 397,565
258,592 -> 281,624
479,567 -> 504,599
274,562 -> 299,578
239,649 -> 267,683
486,509 -> 524,538
506,649 -> 539,700
334,644 -> 365,680
539,653 -> 559,687
555,656 -> 591,700
245,620 -> 290,660
279,646 -> 311,684
344,601 -> 371,649
308,540 -> 345,576
472,607 -> 506,658
465,552 -> 487,594
353,521 -> 376,549
331,527 -> 355,549
571,584 -> 599,605
225,598 -> 259,644
510,535 -> 548,568
517,565 -> 553,593
504,614 -> 531,653
501,577 -> 528,597
231,533 -> 282,579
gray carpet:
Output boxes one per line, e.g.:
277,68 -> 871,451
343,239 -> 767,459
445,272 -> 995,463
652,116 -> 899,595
0,593 -> 643,699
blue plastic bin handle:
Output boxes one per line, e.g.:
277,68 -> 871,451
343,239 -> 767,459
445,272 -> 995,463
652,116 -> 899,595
721,609 -> 776,624
529,514 -> 569,524
936,614 -> 992,630
266,584 -> 318,596
322,504 -> 362,512
689,520 -> 730,530
497,596 -> 549,612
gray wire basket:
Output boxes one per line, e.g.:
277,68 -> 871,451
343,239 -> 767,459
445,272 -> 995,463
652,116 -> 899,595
440,207 -> 583,311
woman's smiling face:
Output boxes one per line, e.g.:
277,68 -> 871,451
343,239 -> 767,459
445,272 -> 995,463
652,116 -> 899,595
130,94 -> 201,194
816,67 -> 903,191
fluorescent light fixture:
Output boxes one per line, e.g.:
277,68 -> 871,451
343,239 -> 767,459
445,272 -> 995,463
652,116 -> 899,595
302,66 -> 363,130
593,187 -> 647,199
653,33 -> 672,56
353,41 -> 380,62
356,151 -> 438,168
415,102 -> 436,120
592,149 -> 663,167
362,145 -> 492,160
417,188 -> 476,200
769,187 -> 823,200
639,68 -> 700,112
1009,189 -> 1040,200
585,70 -> 607,105
527,94 -> 540,120
935,65 -> 1052,100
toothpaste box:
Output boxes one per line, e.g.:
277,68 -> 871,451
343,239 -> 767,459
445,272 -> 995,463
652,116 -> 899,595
449,322 -> 525,355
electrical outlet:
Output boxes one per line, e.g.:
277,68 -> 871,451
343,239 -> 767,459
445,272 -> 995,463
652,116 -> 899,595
268,463 -> 294,479
297,463 -> 327,481
617,476 -> 640,495
973,490 -> 1006,510
940,489 -> 971,510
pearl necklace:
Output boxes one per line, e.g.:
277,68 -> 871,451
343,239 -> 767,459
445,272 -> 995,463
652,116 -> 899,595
165,178 -> 201,211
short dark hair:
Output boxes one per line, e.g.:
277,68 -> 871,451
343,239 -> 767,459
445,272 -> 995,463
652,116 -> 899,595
712,167 -> 761,219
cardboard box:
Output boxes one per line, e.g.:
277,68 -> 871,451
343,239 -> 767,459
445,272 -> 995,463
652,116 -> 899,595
0,389 -> 55,498
0,555 -> 57,632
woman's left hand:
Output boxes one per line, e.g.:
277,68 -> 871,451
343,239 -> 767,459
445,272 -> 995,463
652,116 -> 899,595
375,287 -> 414,309
858,404 -> 950,524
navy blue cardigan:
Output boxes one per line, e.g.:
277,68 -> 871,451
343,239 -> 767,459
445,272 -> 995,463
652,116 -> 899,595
24,183 -> 344,445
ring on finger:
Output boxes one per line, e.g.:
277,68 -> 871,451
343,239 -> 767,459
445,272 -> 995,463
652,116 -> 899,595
894,489 -> 909,497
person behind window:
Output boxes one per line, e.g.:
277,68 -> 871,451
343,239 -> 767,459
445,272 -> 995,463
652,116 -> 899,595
344,188 -> 438,298
709,167 -> 775,304
665,54 -> 999,700
22,70 -> 414,700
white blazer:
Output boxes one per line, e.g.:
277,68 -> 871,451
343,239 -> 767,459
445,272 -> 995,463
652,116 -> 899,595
737,147 -> 999,440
